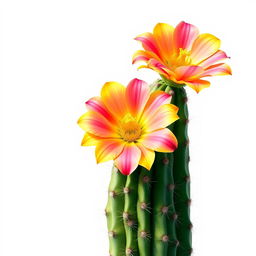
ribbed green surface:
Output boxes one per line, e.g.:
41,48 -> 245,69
137,167 -> 152,256
167,154 -> 179,256
123,171 -> 139,255
151,152 -> 173,256
172,87 -> 192,256
106,167 -> 127,256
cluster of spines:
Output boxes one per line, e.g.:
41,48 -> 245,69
105,84 -> 192,256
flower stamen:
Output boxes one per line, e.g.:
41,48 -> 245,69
168,48 -> 192,68
119,120 -> 142,142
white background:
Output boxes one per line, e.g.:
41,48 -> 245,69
1,0 -> 256,255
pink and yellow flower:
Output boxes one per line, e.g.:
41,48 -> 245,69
78,78 -> 179,175
133,21 -> 232,93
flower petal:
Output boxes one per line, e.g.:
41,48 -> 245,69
132,50 -> 160,64
139,128 -> 178,153
78,111 -> 117,137
95,139 -> 125,163
132,50 -> 151,64
135,32 -> 160,56
137,64 -> 149,70
137,143 -> 155,171
142,90 -> 172,120
191,33 -> 221,64
200,63 -> 232,77
185,79 -> 211,93
153,23 -> 175,60
81,133 -> 100,146
126,78 -> 150,119
173,21 -> 199,51
141,104 -> 179,132
101,81 -> 127,119
114,143 -> 141,175
175,65 -> 204,81
199,50 -> 229,68
85,96 -> 116,124
147,59 -> 176,79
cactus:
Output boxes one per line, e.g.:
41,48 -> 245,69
105,81 -> 191,256
76,20 -> 231,256
74,19 -> 232,256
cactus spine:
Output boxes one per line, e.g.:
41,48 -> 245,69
106,81 -> 191,256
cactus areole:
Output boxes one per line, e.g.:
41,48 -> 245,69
78,21 -> 231,256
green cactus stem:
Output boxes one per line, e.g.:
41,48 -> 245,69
106,166 -> 127,256
171,86 -> 192,256
123,171 -> 140,256
137,167 -> 153,256
151,152 -> 178,256
165,88 -> 179,256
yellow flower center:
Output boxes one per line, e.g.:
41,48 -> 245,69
167,48 -> 192,68
119,114 -> 142,142
119,121 -> 142,142
177,48 -> 192,65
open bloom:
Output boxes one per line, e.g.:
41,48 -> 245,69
78,78 -> 179,175
133,21 -> 232,93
